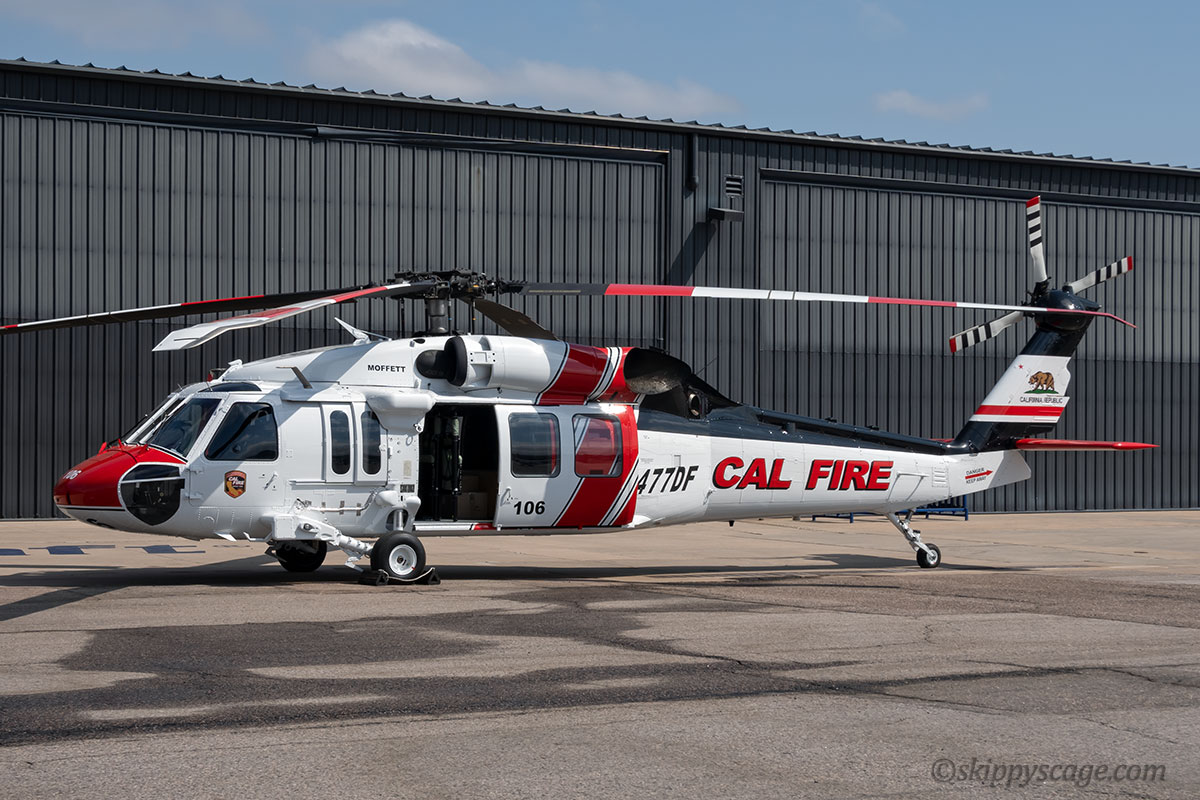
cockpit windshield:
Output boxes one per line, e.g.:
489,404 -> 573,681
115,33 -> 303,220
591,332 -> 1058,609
122,395 -> 185,445
145,397 -> 222,458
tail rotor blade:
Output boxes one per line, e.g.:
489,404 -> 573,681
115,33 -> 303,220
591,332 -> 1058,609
1026,196 -> 1049,287
947,310 -> 1024,353
1064,256 -> 1134,295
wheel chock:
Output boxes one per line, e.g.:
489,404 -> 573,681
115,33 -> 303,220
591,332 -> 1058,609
358,567 -> 440,586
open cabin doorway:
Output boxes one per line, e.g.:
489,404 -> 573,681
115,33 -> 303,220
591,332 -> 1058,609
417,404 -> 499,521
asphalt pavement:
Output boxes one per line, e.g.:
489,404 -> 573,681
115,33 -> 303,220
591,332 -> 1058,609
1,511 -> 1198,798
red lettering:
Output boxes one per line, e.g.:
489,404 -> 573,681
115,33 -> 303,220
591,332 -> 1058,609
866,461 -> 893,490
713,456 -> 743,489
766,459 -> 792,489
828,460 -> 844,490
806,459 -> 834,490
737,458 -> 768,489
807,459 -> 895,491
840,460 -> 870,490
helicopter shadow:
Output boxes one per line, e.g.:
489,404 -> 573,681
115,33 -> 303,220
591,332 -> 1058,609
0,553 -> 1024,622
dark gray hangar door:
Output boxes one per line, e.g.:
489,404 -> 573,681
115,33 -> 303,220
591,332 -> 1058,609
0,112 -> 665,518
753,178 -> 1195,510
756,178 -> 1195,512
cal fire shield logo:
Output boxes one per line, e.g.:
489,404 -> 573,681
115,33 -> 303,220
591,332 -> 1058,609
224,470 -> 247,498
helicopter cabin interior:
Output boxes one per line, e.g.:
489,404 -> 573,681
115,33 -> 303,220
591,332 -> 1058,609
417,404 -> 499,522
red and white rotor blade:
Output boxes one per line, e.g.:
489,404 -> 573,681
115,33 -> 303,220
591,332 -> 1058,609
1064,256 -> 1134,295
1026,196 -> 1049,285
520,282 -> 1135,326
0,288 -> 358,337
152,283 -> 424,351
947,310 -> 1024,353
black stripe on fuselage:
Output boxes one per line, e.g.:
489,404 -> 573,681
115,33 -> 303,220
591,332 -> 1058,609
637,407 -> 951,455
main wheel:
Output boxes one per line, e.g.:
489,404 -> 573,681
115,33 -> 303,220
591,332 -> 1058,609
371,532 -> 426,579
916,543 -> 942,569
275,540 -> 327,572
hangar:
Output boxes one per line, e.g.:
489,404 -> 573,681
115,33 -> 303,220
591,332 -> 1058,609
0,58 -> 1195,517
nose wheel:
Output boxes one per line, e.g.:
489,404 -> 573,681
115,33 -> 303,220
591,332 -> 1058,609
371,532 -> 427,579
885,511 -> 942,569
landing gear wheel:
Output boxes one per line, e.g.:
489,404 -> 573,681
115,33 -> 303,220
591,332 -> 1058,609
371,532 -> 426,580
275,540 -> 327,572
916,543 -> 942,569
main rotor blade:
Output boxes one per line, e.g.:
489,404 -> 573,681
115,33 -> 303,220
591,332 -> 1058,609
517,282 -> 1136,327
1026,196 -> 1049,286
469,298 -> 559,341
1063,256 -> 1134,294
947,310 -> 1024,353
152,282 -> 433,351
0,287 -> 359,337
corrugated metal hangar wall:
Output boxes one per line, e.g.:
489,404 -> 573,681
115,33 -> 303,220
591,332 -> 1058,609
1,59 -> 1197,517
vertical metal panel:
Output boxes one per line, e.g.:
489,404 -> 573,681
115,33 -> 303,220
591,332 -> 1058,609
0,108 -> 664,517
748,180 -> 1197,511
1,62 -> 1198,515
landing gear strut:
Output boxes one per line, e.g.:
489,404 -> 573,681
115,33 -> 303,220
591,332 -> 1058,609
886,511 -> 942,569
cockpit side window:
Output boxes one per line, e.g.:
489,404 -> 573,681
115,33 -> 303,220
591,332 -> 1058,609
146,398 -> 221,458
204,403 -> 279,461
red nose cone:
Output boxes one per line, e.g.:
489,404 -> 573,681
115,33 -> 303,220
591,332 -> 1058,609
53,448 -> 138,509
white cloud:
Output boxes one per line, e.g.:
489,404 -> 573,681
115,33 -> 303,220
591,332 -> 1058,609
0,0 -> 264,48
307,19 -> 740,119
858,2 -> 906,38
873,89 -> 988,122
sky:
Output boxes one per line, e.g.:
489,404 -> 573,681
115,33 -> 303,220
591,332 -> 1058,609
1,0 -> 1198,168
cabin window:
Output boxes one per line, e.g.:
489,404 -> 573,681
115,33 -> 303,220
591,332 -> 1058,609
572,415 -> 623,477
330,410 -> 351,475
509,414 -> 560,477
146,397 -> 221,458
205,403 -> 279,461
361,410 -> 382,475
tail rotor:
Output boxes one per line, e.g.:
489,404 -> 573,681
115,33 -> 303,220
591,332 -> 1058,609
947,196 -> 1133,354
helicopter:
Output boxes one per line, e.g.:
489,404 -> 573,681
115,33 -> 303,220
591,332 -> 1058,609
1,196 -> 1153,580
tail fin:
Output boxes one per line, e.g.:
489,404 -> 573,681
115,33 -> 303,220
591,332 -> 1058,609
952,290 -> 1093,452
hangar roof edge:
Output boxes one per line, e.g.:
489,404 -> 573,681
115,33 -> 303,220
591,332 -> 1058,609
3,57 -> 1196,176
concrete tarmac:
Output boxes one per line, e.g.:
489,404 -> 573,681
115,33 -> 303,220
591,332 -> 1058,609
1,511 -> 1198,798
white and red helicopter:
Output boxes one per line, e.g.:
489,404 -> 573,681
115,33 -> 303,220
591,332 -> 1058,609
2,196 -> 1153,579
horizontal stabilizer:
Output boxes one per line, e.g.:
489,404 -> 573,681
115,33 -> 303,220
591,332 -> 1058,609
1014,438 -> 1157,451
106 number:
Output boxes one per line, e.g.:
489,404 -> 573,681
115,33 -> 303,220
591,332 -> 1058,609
513,500 -> 546,515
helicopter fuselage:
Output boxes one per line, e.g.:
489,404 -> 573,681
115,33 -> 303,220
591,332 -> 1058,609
52,335 -> 1029,543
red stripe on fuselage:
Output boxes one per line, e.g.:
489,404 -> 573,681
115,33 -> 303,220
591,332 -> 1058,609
539,344 -> 611,405
555,407 -> 639,528
591,347 -> 641,403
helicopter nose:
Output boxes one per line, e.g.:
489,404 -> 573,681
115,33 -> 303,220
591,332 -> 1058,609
53,448 -> 138,511
54,446 -> 186,528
